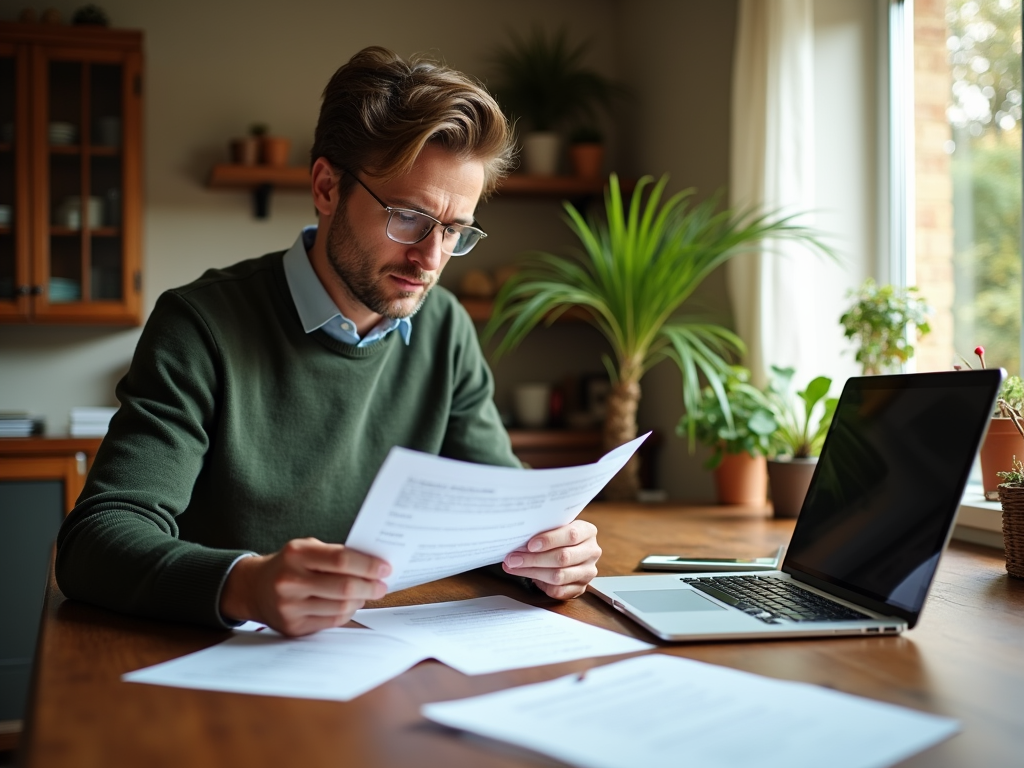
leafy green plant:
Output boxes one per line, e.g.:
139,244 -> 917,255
839,279 -> 931,375
488,27 -> 622,133
763,366 -> 838,459
676,366 -> 777,470
484,174 -> 833,499
997,456 -> 1024,486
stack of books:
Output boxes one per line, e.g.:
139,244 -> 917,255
0,411 -> 44,437
70,407 -> 118,437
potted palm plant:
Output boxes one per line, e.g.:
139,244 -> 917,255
488,27 -> 620,176
763,366 -> 838,518
484,174 -> 832,500
677,366 -> 777,506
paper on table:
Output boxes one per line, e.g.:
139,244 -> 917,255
123,628 -> 428,701
345,433 -> 649,592
355,595 -> 653,675
422,655 -> 960,768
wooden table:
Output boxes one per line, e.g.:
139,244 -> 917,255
19,503 -> 1024,767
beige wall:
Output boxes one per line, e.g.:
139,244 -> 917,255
0,0 -> 883,501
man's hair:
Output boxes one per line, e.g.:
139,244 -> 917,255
311,46 -> 515,198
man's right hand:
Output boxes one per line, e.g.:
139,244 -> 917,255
219,538 -> 391,637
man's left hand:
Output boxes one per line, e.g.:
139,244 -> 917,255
501,520 -> 601,599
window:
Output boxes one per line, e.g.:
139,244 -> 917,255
913,0 -> 1022,375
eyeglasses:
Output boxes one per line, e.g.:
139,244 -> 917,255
345,170 -> 487,257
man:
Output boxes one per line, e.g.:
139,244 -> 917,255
56,47 -> 601,637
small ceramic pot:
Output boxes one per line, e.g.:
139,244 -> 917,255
569,143 -> 605,180
260,136 -> 291,167
979,417 -> 1024,500
522,132 -> 560,176
230,137 -> 260,166
714,452 -> 768,506
767,457 -> 818,518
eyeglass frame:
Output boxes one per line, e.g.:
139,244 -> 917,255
342,168 -> 488,256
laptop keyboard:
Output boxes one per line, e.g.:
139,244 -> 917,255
680,575 -> 872,624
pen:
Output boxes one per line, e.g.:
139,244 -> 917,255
576,669 -> 587,682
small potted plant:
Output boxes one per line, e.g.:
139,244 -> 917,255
763,366 -> 838,518
839,279 -> 931,375
677,366 -> 777,506
567,126 -> 605,180
488,27 -> 621,176
960,346 -> 1024,499
996,453 -> 1024,578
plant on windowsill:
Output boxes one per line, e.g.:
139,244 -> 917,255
995,428 -> 1024,578
676,365 -> 777,506
762,366 -> 838,519
839,279 -> 931,375
484,174 -> 833,500
488,27 -> 623,176
961,345 -> 1024,499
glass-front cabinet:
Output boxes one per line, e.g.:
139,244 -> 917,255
0,22 -> 142,325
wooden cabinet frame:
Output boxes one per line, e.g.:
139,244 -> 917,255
0,22 -> 143,325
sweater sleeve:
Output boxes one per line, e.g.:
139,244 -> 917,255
55,291 -> 253,628
439,302 -> 522,469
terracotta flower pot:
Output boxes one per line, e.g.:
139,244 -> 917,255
230,137 -> 259,166
767,457 -> 818,518
979,417 -> 1024,501
260,136 -> 291,167
569,143 -> 605,180
713,452 -> 768,506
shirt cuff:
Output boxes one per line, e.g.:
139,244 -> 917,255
215,552 -> 258,628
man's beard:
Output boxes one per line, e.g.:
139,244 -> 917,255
325,207 -> 437,320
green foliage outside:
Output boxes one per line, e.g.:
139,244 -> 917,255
839,279 -> 932,375
947,0 -> 1022,375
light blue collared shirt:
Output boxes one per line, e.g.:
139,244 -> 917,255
282,226 -> 412,346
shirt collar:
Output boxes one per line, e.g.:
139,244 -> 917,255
282,226 -> 412,346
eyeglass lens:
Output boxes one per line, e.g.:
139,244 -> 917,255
386,210 -> 482,256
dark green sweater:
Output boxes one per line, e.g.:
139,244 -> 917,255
55,252 -> 519,628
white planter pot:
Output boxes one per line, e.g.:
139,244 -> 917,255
522,132 -> 560,176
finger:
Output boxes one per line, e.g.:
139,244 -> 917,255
524,520 -> 597,554
282,539 -> 391,579
504,540 -> 601,570
289,571 -> 388,602
503,562 -> 598,588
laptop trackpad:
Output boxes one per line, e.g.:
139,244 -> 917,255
614,589 -> 727,613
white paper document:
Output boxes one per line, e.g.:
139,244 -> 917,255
345,433 -> 649,592
123,628 -> 428,701
422,654 -> 960,768
355,595 -> 653,675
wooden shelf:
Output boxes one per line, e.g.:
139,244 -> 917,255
205,165 -> 636,216
207,163 -> 310,189
495,174 -> 635,198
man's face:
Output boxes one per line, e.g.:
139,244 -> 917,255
325,144 -> 485,322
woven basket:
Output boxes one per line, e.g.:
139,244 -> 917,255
998,483 -> 1024,579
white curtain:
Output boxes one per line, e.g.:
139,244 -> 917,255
727,0 -> 818,388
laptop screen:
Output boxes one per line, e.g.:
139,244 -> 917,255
783,369 -> 1003,623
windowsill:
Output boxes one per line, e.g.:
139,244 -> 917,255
952,481 -> 1003,550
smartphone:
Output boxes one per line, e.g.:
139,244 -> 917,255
639,546 -> 784,572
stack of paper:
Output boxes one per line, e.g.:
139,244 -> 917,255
0,411 -> 44,437
70,406 -> 117,436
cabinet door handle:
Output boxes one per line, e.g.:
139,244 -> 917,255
14,285 -> 30,296
29,285 -> 42,296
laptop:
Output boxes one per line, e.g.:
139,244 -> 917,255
588,369 -> 1004,642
